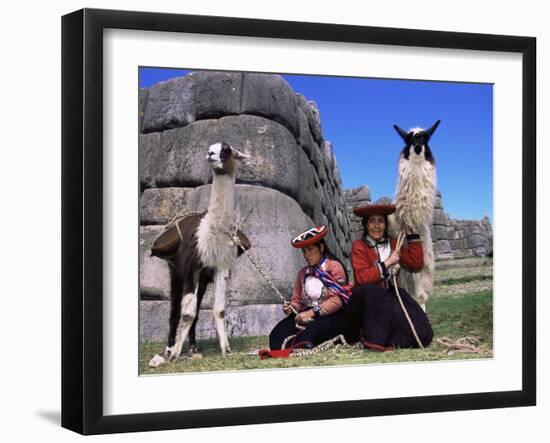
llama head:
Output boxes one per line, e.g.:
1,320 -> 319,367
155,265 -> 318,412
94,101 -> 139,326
206,142 -> 248,175
393,120 -> 440,165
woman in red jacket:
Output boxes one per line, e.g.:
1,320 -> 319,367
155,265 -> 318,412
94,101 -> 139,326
346,203 -> 433,350
268,225 -> 352,351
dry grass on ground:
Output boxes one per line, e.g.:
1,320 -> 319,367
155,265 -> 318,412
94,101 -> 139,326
140,257 -> 493,374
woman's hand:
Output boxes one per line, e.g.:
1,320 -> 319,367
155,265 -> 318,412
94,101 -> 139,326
282,301 -> 294,316
384,250 -> 401,268
295,309 -> 315,325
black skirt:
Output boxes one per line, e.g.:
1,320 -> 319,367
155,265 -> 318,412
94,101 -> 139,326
269,310 -> 347,350
345,283 -> 433,350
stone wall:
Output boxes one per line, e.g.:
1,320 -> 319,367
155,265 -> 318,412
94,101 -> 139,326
139,71 -> 353,341
344,185 -> 372,242
431,191 -> 493,259
343,189 -> 493,260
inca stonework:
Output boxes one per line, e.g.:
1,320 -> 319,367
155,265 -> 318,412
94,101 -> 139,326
343,189 -> 493,260
139,71 -> 493,342
139,71 -> 353,341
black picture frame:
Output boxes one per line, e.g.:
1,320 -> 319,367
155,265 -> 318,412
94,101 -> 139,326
61,8 -> 536,435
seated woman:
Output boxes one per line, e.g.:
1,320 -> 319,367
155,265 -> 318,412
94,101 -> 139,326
346,203 -> 433,351
269,225 -> 352,351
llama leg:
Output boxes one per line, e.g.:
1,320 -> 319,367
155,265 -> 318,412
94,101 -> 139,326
188,271 -> 210,354
415,230 -> 435,312
415,262 -> 434,312
168,283 -> 198,362
213,269 -> 231,356
165,268 -> 183,358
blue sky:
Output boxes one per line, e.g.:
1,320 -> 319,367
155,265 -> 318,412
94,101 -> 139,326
140,68 -> 493,222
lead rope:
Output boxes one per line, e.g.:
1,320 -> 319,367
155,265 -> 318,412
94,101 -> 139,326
166,212 -> 202,242
392,232 -> 425,349
223,227 -> 306,331
164,212 -> 304,330
281,334 -> 352,357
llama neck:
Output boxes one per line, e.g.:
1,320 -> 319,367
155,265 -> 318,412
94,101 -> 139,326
206,172 -> 236,226
395,157 -> 437,230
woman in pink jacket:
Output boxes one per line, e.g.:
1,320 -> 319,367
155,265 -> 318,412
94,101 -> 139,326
269,225 -> 353,350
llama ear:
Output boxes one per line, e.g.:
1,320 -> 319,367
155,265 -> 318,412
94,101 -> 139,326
393,125 -> 408,141
425,120 -> 441,138
232,148 -> 250,161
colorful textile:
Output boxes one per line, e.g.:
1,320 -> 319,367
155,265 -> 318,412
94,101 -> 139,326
306,257 -> 353,303
290,259 -> 347,316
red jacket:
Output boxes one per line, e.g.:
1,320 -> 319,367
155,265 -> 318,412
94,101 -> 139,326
351,235 -> 424,286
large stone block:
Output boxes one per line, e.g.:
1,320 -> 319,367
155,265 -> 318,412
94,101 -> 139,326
217,115 -> 301,200
295,149 -> 318,220
449,239 -> 467,250
307,100 -> 324,145
155,120 -> 218,187
433,192 -> 442,209
432,208 -> 449,226
295,93 -> 324,146
140,187 -> 195,225
345,185 -> 372,204
434,239 -> 452,256
142,71 -> 242,133
140,226 -> 171,300
140,301 -> 286,341
467,234 -> 488,249
470,223 -> 483,235
333,161 -> 343,188
168,184 -> 315,308
432,225 -> 449,241
139,88 -> 149,133
323,141 -> 335,176
241,73 -> 299,138
139,132 -> 161,190
296,106 -> 326,187
154,115 -> 302,199
296,100 -> 316,158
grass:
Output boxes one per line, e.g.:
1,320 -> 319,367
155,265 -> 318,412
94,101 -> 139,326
437,275 -> 493,286
140,288 -> 493,375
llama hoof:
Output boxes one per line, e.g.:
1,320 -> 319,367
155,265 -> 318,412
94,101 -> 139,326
189,345 -> 200,355
221,347 -> 232,357
166,346 -> 181,362
168,351 -> 181,362
164,346 -> 175,359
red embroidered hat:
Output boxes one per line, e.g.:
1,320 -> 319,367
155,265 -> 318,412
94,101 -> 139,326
291,225 -> 328,248
352,204 -> 396,218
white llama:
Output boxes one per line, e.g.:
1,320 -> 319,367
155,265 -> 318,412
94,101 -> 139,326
151,142 -> 250,359
388,120 -> 440,311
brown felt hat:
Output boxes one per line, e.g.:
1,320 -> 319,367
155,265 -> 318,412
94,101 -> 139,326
291,225 -> 328,248
352,204 -> 396,218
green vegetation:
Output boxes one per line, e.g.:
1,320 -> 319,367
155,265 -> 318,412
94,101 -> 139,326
140,258 -> 493,374
437,275 -> 492,286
